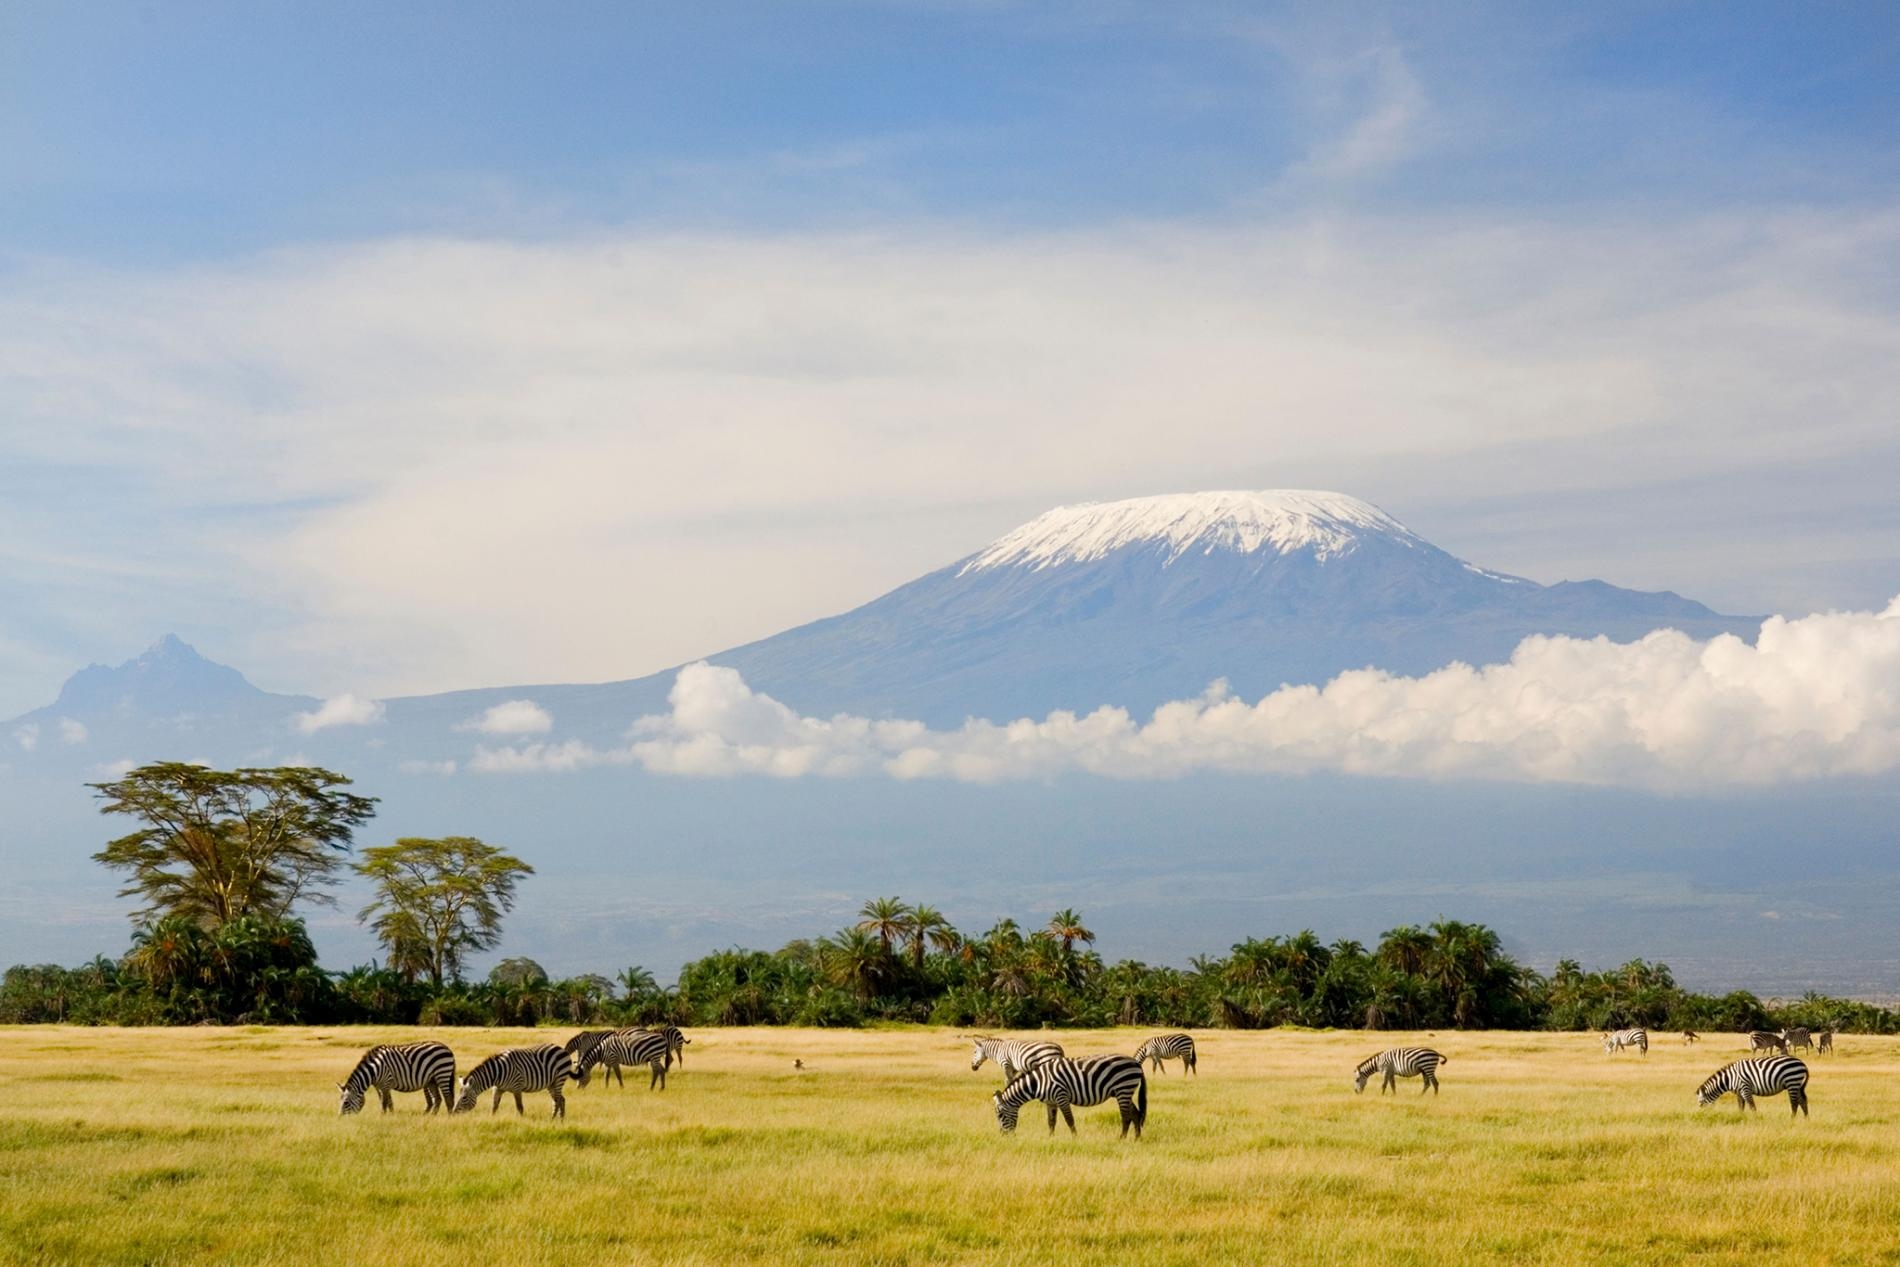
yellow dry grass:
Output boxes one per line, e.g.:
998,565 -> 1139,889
2,1025 -> 1896,1265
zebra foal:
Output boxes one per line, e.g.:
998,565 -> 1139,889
1696,1056 -> 1809,1116
1354,1048 -> 1447,1096
338,1041 -> 456,1115
993,1055 -> 1147,1139
1133,1033 -> 1197,1076
969,1036 -> 1065,1081
454,1044 -> 576,1118
1602,1028 -> 1648,1056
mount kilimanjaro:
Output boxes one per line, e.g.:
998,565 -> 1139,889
7,489 -> 1755,766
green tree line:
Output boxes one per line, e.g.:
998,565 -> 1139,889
1,763 -> 1890,1034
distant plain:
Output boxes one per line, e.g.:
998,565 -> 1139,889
4,1026 -> 1897,1265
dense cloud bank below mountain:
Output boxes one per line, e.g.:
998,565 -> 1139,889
464,597 -> 1900,790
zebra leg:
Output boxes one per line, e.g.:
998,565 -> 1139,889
1118,1095 -> 1134,1139
1060,1104 -> 1076,1136
1045,1103 -> 1059,1134
491,1087 -> 504,1114
1187,1051 -> 1196,1076
551,1087 -> 565,1119
612,1062 -> 625,1089
422,1085 -> 438,1114
1425,1071 -> 1438,1095
1792,1089 -> 1808,1118
1383,1070 -> 1396,1095
379,1086 -> 394,1113
651,1060 -> 666,1091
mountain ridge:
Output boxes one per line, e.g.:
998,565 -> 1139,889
8,490 -> 1759,748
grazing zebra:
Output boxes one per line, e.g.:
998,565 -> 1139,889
454,1044 -> 576,1118
337,1041 -> 456,1115
1602,1028 -> 1649,1056
1696,1056 -> 1810,1116
1133,1033 -> 1198,1076
562,1030 -> 615,1083
1781,1027 -> 1814,1053
1682,1031 -> 1700,1044
969,1036 -> 1065,1081
1817,1030 -> 1835,1055
577,1029 -> 673,1090
1748,1030 -> 1790,1055
650,1024 -> 690,1066
1354,1048 -> 1448,1096
993,1055 -> 1147,1139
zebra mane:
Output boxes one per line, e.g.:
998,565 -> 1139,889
1354,1054 -> 1379,1074
343,1045 -> 389,1085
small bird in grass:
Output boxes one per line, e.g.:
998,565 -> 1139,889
793,1059 -> 804,1069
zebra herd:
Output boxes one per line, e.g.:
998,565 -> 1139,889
336,1025 -> 690,1120
337,1023 -> 1834,1133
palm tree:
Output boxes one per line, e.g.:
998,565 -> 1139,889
1042,909 -> 1095,956
822,928 -> 891,1002
907,905 -> 954,971
617,965 -> 658,1001
857,897 -> 915,956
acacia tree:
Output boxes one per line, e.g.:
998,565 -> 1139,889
90,763 -> 378,928
354,837 -> 534,987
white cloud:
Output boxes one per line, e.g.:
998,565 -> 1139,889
13,723 -> 38,752
460,699 -> 554,736
88,758 -> 137,779
470,598 -> 1900,790
398,758 -> 458,776
294,693 -> 386,733
471,739 -> 601,774
3,212 -> 1898,708
57,718 -> 87,745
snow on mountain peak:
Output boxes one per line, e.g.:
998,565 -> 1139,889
960,490 -> 1423,574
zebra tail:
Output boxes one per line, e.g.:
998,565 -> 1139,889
1136,1073 -> 1148,1127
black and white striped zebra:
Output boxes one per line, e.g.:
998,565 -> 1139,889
1132,1033 -> 1197,1076
562,1030 -> 615,1083
992,1055 -> 1147,1139
969,1036 -> 1065,1081
577,1029 -> 673,1090
1696,1056 -> 1809,1116
650,1024 -> 690,1066
1748,1030 -> 1790,1055
1354,1047 -> 1447,1095
1781,1027 -> 1813,1053
337,1041 -> 456,1115
1817,1030 -> 1835,1055
453,1044 -> 576,1118
1602,1027 -> 1648,1056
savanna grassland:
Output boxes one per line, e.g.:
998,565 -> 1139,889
2,1026 -> 1897,1266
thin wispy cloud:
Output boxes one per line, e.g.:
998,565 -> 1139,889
4,210 -> 1897,714
468,599 -> 1900,790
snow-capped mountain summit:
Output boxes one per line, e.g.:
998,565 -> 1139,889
962,489 -> 1432,572
699,489 -> 1752,724
5,490 -> 1758,754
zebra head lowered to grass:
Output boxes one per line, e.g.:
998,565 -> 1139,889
338,1041 -> 456,1116
1132,1033 -> 1197,1076
453,1044 -> 576,1119
992,1055 -> 1146,1139
1696,1056 -> 1809,1116
1354,1048 -> 1447,1096
969,1036 -> 1064,1081
1748,1031 -> 1790,1056
576,1029 -> 673,1090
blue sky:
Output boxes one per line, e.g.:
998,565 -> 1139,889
2,1 -> 1899,713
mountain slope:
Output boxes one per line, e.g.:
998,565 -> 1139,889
7,491 -> 1758,755
697,490 -> 1755,724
